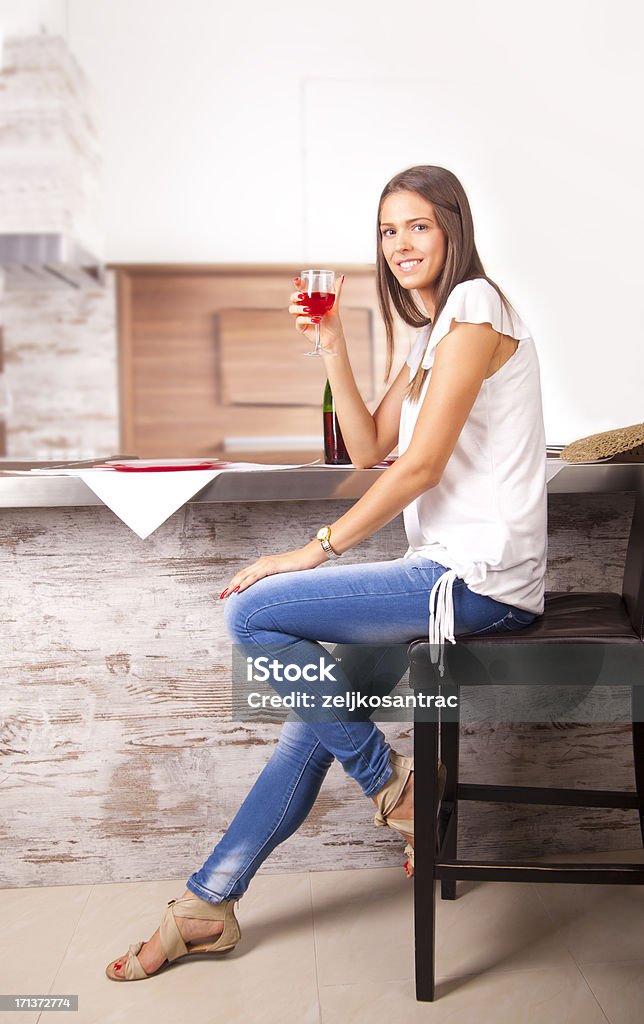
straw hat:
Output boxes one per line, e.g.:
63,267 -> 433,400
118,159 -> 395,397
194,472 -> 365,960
561,423 -> 644,462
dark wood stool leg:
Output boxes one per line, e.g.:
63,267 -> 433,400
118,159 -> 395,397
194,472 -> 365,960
414,712 -> 439,1001
439,684 -> 460,900
632,685 -> 644,847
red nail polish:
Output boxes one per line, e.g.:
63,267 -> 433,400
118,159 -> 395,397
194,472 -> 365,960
297,293 -> 306,299
231,585 -> 240,593
312,316 -> 321,323
220,589 -> 228,599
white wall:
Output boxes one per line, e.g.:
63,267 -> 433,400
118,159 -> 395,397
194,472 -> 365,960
2,0 -> 643,443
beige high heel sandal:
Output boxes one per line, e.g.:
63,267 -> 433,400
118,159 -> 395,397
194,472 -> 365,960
373,751 -> 447,877
105,895 -> 241,981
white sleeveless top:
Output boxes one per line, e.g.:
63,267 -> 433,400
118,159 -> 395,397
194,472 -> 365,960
398,278 -> 547,668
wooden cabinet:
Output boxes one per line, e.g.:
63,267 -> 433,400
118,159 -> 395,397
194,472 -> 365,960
115,265 -> 406,460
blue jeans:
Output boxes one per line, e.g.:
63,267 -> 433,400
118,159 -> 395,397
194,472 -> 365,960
186,556 -> 535,903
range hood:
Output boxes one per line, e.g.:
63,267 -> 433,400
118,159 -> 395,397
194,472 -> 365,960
0,35 -> 105,292
0,233 -> 105,290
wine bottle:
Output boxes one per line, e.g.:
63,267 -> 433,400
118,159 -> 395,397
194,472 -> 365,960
323,379 -> 351,465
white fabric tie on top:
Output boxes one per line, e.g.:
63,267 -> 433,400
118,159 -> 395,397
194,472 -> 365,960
428,568 -> 459,677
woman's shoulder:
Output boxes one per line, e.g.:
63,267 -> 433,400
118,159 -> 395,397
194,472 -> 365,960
445,277 -> 505,314
407,278 -> 533,376
441,277 -> 532,342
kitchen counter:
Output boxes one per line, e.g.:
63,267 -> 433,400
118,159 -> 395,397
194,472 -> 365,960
0,459 -> 642,508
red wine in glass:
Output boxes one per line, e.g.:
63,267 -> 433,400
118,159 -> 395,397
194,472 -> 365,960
301,269 -> 336,355
306,291 -> 335,317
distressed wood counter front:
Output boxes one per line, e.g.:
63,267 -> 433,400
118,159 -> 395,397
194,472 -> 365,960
0,463 -> 641,888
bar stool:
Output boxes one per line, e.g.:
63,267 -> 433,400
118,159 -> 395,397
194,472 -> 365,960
407,470 -> 644,1001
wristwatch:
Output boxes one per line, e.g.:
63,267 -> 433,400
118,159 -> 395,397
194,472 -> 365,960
316,525 -> 341,559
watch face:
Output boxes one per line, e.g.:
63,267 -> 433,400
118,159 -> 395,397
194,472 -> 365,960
317,526 -> 330,542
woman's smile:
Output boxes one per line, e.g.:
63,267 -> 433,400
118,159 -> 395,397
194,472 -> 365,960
397,258 -> 424,273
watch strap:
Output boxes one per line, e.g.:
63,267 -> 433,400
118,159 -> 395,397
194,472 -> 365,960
319,536 -> 340,559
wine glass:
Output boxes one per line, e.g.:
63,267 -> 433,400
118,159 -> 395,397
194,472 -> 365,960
301,269 -> 335,356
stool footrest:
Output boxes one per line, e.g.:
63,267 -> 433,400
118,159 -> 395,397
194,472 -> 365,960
458,782 -> 641,809
432,859 -> 644,884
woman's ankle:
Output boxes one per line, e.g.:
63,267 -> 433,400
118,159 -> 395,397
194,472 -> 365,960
393,773 -> 414,815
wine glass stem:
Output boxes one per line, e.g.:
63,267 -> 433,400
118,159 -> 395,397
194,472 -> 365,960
314,322 -> 321,354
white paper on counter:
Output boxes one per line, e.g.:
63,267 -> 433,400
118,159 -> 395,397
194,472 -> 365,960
309,461 -> 395,469
27,462 -> 314,539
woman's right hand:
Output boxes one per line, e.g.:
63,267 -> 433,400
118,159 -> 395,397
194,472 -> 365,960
288,273 -> 346,355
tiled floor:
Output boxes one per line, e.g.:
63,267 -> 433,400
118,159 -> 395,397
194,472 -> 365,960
1,852 -> 643,1024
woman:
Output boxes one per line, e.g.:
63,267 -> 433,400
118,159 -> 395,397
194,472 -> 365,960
106,164 -> 546,981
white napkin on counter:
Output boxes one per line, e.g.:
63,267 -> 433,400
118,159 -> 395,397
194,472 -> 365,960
27,462 -> 311,539
73,467 -> 221,538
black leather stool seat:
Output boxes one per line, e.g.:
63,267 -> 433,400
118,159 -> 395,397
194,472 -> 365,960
496,591 -> 640,642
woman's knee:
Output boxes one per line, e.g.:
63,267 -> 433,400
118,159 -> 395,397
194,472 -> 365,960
223,578 -> 279,642
223,587 -> 256,642
277,719 -> 334,771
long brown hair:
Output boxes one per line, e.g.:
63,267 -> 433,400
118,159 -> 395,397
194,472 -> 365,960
376,165 -> 514,402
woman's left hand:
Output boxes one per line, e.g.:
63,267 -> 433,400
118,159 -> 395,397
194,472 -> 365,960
219,543 -> 324,599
